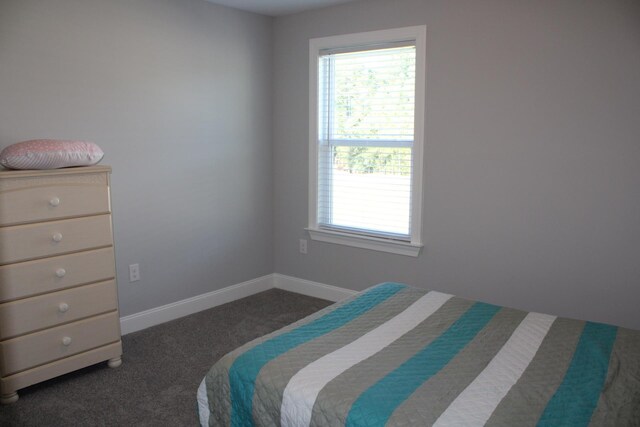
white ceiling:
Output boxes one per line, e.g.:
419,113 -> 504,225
205,0 -> 359,17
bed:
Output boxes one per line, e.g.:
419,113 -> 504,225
197,283 -> 640,426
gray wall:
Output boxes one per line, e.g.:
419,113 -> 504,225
273,0 -> 640,329
0,0 -> 273,316
1,0 -> 638,330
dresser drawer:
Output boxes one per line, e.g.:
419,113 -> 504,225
0,312 -> 120,376
0,215 -> 113,265
0,280 -> 117,339
0,184 -> 110,227
0,248 -> 115,303
0,342 -> 122,396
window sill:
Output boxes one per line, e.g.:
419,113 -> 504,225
306,228 -> 423,257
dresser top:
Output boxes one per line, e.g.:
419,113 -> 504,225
0,165 -> 111,179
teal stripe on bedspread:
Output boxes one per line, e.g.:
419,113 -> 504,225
537,322 -> 618,427
345,302 -> 501,427
229,282 -> 406,427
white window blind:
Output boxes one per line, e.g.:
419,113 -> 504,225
317,44 -> 416,241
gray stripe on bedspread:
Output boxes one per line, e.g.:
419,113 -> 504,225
590,327 -> 640,426
205,355 -> 232,426
252,286 -> 424,425
387,307 -> 527,426
308,297 -> 475,427
485,317 -> 583,426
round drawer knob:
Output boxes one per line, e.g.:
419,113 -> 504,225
49,197 -> 61,207
58,302 -> 70,313
52,232 -> 63,242
56,268 -> 66,278
62,336 -> 72,346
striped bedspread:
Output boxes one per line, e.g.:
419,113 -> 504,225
198,283 -> 640,426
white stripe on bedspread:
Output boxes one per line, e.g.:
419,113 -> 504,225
197,378 -> 210,427
433,312 -> 556,427
280,291 -> 453,427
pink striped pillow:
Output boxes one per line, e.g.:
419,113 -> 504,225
0,140 -> 104,170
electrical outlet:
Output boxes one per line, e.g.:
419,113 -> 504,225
299,239 -> 308,254
129,263 -> 140,282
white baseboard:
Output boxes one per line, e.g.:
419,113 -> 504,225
119,273 -> 356,335
273,273 -> 357,302
119,274 -> 273,335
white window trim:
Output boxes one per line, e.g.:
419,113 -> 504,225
308,26 -> 427,257
306,228 -> 423,257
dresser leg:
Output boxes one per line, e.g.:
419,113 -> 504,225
0,392 -> 18,405
107,357 -> 122,368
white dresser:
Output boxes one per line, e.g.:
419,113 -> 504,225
0,165 -> 122,404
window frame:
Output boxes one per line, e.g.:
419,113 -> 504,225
307,26 -> 426,257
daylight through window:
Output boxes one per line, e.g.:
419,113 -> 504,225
318,44 -> 415,238
309,27 -> 425,255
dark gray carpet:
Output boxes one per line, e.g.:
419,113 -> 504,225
0,289 -> 331,426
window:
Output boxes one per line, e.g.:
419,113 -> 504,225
308,26 -> 426,256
